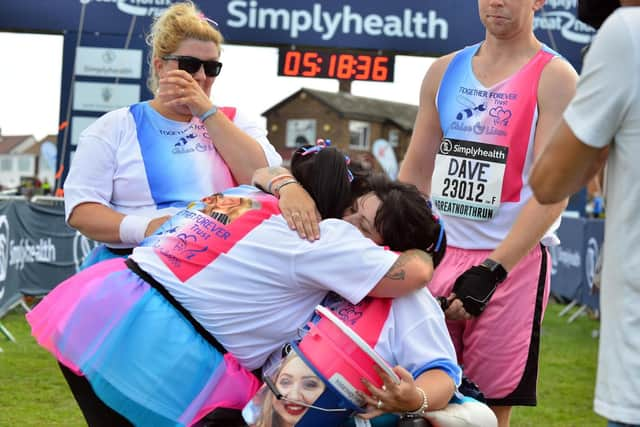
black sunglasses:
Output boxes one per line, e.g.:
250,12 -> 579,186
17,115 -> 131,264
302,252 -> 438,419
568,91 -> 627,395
162,55 -> 223,77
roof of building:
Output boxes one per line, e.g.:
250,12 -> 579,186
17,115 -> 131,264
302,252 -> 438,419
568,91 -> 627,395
0,135 -> 36,154
263,88 -> 419,131
24,134 -> 58,155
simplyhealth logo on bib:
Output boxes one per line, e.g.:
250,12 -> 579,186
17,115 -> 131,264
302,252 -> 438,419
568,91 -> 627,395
432,139 -> 508,221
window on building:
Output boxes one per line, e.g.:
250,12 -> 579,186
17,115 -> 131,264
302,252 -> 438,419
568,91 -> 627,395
349,121 -> 370,150
0,157 -> 12,172
18,156 -> 32,173
388,129 -> 400,147
286,119 -> 317,148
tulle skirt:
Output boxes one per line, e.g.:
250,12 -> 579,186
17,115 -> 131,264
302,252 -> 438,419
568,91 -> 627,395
27,258 -> 261,427
79,244 -> 128,270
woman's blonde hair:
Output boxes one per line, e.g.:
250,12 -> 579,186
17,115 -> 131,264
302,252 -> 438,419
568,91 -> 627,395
146,1 -> 224,92
255,391 -> 277,427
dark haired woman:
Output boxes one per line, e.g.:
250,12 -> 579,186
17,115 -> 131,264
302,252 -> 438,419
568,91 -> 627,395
253,142 -> 447,267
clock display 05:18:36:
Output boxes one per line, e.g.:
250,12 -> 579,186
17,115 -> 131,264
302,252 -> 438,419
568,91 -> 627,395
278,49 -> 395,82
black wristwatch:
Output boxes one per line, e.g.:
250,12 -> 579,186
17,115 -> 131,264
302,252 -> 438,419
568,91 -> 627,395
480,258 -> 508,283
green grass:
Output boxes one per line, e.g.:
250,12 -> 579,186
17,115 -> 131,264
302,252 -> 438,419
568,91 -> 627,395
511,302 -> 605,427
0,305 -> 84,426
0,301 -> 604,426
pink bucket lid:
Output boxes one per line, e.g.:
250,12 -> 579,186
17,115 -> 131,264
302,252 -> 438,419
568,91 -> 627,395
297,305 -> 400,407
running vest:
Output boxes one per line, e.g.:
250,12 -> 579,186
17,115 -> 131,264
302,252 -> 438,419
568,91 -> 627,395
130,102 -> 238,209
433,43 -> 558,249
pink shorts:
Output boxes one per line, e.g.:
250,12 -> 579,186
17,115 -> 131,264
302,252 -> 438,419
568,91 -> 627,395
428,244 -> 551,406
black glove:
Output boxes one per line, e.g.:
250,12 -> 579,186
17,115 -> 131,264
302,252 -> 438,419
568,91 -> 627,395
436,296 -> 450,312
452,265 -> 502,316
459,374 -> 486,403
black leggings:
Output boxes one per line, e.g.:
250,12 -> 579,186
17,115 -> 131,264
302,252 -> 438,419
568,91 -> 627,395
58,363 -> 132,427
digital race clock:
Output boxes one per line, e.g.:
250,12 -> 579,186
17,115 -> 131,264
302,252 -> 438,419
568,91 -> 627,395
277,48 -> 395,82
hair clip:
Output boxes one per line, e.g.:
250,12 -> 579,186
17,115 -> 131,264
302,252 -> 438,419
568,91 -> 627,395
300,138 -> 332,156
198,12 -> 219,28
346,169 -> 354,182
434,217 -> 445,252
344,155 -> 354,182
300,138 -> 353,182
425,214 -> 445,254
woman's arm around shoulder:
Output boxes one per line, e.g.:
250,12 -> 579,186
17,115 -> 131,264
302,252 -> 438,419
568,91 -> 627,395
252,166 -> 321,241
368,249 -> 434,298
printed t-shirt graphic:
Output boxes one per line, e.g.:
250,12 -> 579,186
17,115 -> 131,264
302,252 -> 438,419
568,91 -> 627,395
143,187 -> 280,282
131,103 -> 238,209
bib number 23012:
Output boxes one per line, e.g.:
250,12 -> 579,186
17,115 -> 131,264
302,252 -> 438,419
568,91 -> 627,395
442,175 -> 485,202
432,138 -> 508,221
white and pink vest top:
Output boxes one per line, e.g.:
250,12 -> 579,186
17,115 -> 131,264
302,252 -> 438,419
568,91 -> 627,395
433,43 -> 559,248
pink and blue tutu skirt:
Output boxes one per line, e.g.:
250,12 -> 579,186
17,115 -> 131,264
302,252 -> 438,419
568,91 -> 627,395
27,258 -> 260,426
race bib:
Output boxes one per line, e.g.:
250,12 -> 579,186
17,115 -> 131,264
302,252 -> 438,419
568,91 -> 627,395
432,138 -> 508,221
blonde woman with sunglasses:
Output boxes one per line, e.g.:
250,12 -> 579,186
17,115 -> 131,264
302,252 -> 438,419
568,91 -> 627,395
64,1 -> 281,269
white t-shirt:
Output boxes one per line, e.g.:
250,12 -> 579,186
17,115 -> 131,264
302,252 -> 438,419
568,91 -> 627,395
131,186 -> 398,370
64,103 -> 282,246
564,7 -> 640,424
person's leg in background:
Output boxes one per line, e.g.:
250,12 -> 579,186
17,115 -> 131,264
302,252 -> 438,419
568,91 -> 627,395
59,362 -> 132,427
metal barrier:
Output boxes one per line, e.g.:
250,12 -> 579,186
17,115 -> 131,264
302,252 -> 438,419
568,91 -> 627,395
0,196 -> 82,342
30,195 -> 65,207
0,195 -> 26,201
550,216 -> 604,322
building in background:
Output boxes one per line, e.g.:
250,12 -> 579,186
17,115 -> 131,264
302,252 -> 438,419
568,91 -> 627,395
0,131 -> 56,191
263,88 -> 417,175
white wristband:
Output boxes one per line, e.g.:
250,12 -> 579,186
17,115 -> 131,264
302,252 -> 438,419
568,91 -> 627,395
119,215 -> 153,245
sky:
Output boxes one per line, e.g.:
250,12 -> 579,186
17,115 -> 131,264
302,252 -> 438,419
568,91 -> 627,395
0,31 -> 435,140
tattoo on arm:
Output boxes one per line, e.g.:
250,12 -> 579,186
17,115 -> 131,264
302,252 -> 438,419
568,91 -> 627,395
384,249 -> 433,281
385,268 -> 406,280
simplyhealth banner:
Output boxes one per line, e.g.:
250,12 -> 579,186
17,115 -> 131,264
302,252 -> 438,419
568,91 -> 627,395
0,0 -> 595,69
0,199 -> 96,317
548,216 -> 603,311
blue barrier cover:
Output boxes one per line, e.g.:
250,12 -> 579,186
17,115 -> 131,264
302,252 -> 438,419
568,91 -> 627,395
549,216 -> 603,311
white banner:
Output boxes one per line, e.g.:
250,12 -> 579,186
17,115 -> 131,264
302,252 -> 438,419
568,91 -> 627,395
75,47 -> 143,79
73,82 -> 140,112
71,116 -> 99,146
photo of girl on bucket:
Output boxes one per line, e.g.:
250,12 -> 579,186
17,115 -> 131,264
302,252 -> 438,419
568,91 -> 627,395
247,351 -> 327,427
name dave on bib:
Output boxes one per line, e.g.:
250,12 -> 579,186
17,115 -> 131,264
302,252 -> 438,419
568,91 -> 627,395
432,138 -> 508,221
